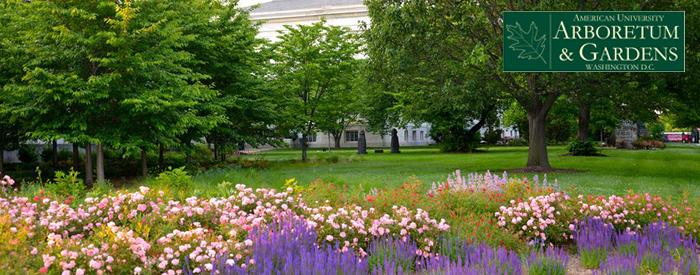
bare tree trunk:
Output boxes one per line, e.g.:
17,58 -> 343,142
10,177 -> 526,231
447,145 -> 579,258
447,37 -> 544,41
158,143 -> 164,168
526,111 -> 550,169
220,146 -> 226,162
140,147 -> 148,178
52,140 -> 58,168
96,143 -> 105,183
212,143 -> 218,161
72,143 -> 80,172
332,133 -> 342,148
301,134 -> 308,162
84,144 -> 94,187
577,103 -> 591,142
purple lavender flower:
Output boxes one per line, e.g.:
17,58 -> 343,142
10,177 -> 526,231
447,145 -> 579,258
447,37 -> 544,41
368,237 -> 419,274
596,254 -> 639,275
587,221 -> 699,275
576,218 -> 615,268
526,247 -> 569,275
426,239 -> 522,275
184,217 -> 368,274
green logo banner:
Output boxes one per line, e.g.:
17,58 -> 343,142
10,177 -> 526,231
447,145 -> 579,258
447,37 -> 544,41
503,11 -> 685,72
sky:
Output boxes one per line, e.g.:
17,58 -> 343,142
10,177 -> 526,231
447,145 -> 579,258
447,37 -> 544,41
238,0 -> 273,7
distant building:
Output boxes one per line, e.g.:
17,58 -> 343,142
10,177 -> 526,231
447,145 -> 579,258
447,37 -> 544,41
247,0 -> 368,42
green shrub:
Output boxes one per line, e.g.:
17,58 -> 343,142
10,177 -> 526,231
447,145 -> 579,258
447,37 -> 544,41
507,138 -> 528,146
568,140 -> 599,156
154,167 -> 193,190
45,169 -> 85,199
86,180 -> 115,198
483,128 -> 503,145
18,145 -> 38,164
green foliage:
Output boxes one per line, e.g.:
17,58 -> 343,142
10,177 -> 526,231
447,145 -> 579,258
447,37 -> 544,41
580,248 -> 607,269
154,167 -> 193,190
646,121 -> 666,140
238,156 -> 270,169
568,141 -> 600,156
45,169 -> 85,199
436,129 -> 481,153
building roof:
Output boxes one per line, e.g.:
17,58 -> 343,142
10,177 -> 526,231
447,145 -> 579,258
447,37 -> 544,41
252,0 -> 363,13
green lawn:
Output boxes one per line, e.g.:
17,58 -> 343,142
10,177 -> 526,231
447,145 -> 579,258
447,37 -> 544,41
192,144 -> 700,197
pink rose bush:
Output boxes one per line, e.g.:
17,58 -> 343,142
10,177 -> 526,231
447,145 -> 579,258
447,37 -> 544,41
0,178 -> 449,274
495,192 -> 573,245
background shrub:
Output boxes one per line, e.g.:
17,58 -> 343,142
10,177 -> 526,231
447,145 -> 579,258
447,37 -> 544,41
568,140 -> 600,156
44,169 -> 85,199
632,138 -> 665,150
18,145 -> 38,164
153,167 -> 193,190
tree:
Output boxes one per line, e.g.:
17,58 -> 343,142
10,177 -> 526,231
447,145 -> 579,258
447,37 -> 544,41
667,0 -> 700,129
366,0 -> 664,169
181,0 -> 280,161
316,62 -> 363,149
101,0 -> 221,177
270,21 -> 360,161
364,0 -> 504,152
0,0 -> 30,175
1,0 -> 118,186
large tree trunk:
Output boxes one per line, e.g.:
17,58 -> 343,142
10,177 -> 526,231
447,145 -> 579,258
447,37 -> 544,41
332,133 -> 342,148
526,111 -> 550,169
52,140 -> 58,168
301,134 -> 308,162
72,143 -> 80,172
577,103 -> 591,142
84,144 -> 94,187
140,147 -> 148,178
96,143 -> 105,183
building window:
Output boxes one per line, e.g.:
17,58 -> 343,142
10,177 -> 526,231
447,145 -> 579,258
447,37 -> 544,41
420,131 -> 424,141
306,134 -> 317,143
345,130 -> 359,142
412,130 -> 417,141
404,130 -> 408,141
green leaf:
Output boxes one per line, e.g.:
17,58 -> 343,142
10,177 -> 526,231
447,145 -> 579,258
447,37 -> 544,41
506,22 -> 547,64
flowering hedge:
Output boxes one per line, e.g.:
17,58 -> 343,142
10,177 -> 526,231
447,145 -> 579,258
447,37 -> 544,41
495,190 -> 700,245
0,175 -> 449,274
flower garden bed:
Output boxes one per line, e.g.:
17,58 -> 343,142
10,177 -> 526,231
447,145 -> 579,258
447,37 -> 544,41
1,171 -> 699,274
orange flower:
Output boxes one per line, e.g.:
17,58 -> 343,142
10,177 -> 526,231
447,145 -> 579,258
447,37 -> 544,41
366,195 -> 375,203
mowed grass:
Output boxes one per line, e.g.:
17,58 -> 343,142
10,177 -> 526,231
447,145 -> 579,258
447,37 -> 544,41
193,145 -> 700,197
